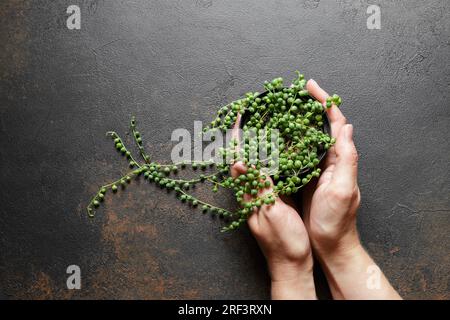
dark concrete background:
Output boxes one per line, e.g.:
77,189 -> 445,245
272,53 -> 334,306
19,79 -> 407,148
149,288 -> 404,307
0,0 -> 449,299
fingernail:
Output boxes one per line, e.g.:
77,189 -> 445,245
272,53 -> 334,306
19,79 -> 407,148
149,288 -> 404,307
345,124 -> 353,141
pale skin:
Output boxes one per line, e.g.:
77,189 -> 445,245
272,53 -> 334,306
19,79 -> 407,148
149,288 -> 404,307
231,79 -> 401,300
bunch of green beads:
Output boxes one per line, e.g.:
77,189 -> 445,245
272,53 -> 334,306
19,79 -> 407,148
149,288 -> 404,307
88,71 -> 342,233
205,72 -> 341,231
326,94 -> 342,108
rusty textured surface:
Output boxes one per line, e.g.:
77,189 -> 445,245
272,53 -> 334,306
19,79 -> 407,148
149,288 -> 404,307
0,0 -> 449,299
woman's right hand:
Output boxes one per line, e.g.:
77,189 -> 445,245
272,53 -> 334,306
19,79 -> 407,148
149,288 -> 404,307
301,79 -> 401,300
302,79 -> 361,258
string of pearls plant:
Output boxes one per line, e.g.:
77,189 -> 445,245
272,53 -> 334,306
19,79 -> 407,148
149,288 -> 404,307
87,72 -> 342,232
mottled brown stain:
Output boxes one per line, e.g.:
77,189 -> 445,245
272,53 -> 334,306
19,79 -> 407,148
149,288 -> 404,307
182,288 -> 200,299
29,272 -> 54,300
80,175 -> 230,299
13,272 -> 75,300
0,0 -> 29,79
389,246 -> 400,255
6,163 -> 449,300
165,248 -> 179,256
365,208 -> 450,300
87,190 -> 179,299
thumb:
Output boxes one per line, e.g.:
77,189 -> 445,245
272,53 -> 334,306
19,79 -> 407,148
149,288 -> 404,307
230,161 -> 247,179
330,124 -> 358,190
231,113 -> 242,152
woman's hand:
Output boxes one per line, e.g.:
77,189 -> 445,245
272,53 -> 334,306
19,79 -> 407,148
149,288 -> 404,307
231,161 -> 316,300
302,79 -> 361,258
302,79 -> 401,300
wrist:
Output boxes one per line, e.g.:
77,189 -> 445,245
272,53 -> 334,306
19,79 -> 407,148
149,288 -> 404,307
267,252 -> 314,282
315,242 -> 402,300
270,261 -> 316,300
314,242 -> 366,300
268,256 -> 316,300
312,227 -> 362,263
317,241 -> 366,272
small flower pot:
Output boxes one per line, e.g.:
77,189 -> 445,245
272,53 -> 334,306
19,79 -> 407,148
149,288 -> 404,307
237,89 -> 331,175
